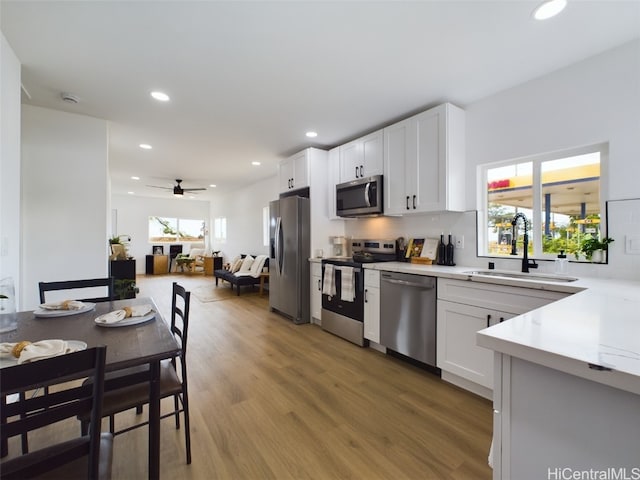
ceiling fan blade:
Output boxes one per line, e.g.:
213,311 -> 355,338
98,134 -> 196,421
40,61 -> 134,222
182,187 -> 207,192
146,185 -> 172,190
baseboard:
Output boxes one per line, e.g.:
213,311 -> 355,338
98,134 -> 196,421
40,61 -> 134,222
440,371 -> 493,400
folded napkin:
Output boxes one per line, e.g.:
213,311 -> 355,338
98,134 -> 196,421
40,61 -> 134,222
0,339 -> 74,364
95,304 -> 153,325
40,300 -> 85,311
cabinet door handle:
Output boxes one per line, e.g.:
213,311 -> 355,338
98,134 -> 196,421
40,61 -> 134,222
487,314 -> 492,328
406,196 -> 410,210
355,166 -> 359,178
413,195 -> 416,209
359,165 -> 364,178
499,317 -> 505,323
291,178 -> 294,189
364,289 -> 368,303
288,179 -> 291,189
318,279 -> 321,291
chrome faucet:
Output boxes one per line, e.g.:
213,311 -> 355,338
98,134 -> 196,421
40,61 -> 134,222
511,213 -> 538,273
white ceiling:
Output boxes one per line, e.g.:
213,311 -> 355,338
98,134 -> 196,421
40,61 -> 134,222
2,1 -> 639,200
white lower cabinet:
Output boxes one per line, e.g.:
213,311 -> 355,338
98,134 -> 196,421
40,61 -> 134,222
311,263 -> 322,324
437,278 -> 570,396
437,300 -> 515,389
363,270 -> 380,343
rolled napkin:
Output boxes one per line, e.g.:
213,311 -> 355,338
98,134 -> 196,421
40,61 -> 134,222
40,300 -> 85,311
95,304 -> 153,325
0,339 -> 72,364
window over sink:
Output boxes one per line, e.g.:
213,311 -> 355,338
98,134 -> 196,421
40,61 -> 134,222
477,143 -> 607,261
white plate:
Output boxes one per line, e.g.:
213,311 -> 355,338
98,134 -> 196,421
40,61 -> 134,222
0,340 -> 88,369
94,311 -> 155,328
34,303 -> 96,318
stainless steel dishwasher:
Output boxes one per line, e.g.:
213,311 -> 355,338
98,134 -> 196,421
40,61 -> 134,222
380,271 -> 437,367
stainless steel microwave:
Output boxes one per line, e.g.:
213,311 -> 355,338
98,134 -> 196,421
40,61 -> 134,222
336,175 -> 383,217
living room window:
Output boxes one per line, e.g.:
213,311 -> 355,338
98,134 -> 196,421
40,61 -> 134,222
148,216 -> 206,242
213,217 -> 227,243
478,144 -> 607,260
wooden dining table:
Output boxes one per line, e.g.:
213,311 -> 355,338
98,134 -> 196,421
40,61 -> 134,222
0,297 -> 180,480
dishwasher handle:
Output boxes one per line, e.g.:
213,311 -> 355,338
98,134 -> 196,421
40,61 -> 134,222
382,278 -> 435,289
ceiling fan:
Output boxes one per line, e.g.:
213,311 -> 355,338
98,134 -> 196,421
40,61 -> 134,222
147,179 -> 206,196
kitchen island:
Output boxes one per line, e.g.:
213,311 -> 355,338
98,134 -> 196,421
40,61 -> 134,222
476,281 -> 640,479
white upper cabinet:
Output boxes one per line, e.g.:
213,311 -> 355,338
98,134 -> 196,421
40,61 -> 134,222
327,147 -> 341,220
384,103 -> 466,215
339,130 -> 383,183
279,150 -> 310,193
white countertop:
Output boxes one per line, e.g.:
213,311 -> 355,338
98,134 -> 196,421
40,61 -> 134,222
311,258 -> 640,395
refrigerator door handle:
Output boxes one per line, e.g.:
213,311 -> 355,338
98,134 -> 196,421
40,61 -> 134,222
274,216 -> 282,274
364,181 -> 371,207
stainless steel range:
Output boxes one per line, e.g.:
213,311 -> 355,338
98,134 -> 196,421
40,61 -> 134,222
321,239 -> 396,346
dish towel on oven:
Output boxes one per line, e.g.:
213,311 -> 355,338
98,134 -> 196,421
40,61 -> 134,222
340,267 -> 355,302
322,264 -> 336,297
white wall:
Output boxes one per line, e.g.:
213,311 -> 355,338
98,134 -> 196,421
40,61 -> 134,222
21,105 -> 109,309
0,32 -> 22,305
210,175 -> 278,261
111,194 -> 210,273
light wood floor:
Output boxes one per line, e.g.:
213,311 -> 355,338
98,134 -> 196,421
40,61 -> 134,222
12,274 -> 494,479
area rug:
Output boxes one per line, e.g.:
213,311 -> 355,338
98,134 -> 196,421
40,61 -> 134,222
192,285 -> 259,303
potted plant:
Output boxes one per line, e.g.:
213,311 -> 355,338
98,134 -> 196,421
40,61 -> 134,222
114,279 -> 139,299
577,236 -> 614,262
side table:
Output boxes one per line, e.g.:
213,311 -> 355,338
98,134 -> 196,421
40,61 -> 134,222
203,256 -> 223,276
259,272 -> 269,296
145,255 -> 169,274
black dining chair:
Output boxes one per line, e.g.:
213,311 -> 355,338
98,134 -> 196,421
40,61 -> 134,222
29,277 -> 115,454
0,346 -> 113,480
80,282 -> 192,464
39,277 -> 115,304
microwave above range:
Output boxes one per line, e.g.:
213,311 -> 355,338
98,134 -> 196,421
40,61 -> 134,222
335,175 -> 383,218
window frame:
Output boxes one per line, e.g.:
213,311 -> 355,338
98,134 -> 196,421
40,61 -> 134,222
477,143 -> 608,261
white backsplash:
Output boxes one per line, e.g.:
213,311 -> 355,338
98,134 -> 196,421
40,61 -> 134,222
343,210 -> 482,267
343,201 -> 640,281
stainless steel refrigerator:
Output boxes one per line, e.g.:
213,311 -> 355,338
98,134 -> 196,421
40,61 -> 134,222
269,196 -> 310,324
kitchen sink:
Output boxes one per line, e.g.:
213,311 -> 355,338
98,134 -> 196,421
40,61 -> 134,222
464,270 -> 579,283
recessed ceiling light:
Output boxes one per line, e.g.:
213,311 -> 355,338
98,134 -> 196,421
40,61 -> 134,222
306,131 -> 318,138
533,0 -> 567,20
150,91 -> 170,102
209,184 -> 217,188
131,176 -> 140,180
139,144 -> 152,150
252,161 -> 261,166
127,191 -> 135,195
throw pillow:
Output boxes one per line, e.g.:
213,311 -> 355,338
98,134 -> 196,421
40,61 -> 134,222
231,256 -> 243,273
250,255 -> 268,276
239,255 -> 255,273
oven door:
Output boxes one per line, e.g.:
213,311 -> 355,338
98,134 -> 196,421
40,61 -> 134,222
321,261 -> 364,321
